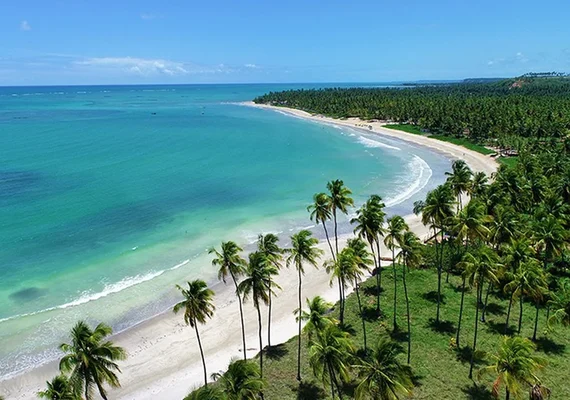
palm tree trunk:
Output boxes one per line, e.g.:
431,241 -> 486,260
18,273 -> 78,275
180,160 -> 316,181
340,280 -> 346,325
505,292 -> 514,334
375,239 -> 382,315
297,266 -> 303,381
333,208 -> 339,257
403,261 -> 411,364
231,272 -> 247,360
256,304 -> 264,378
545,306 -> 550,326
83,367 -> 90,400
369,241 -> 379,314
518,295 -> 523,334
392,248 -> 397,329
327,363 -> 336,399
322,221 -> 336,262
330,366 -> 343,400
268,279 -> 272,349
354,278 -> 367,351
469,279 -> 483,379
456,277 -> 466,347
481,282 -> 492,322
194,323 -> 208,387
436,229 -> 444,323
532,299 -> 540,341
506,388 -> 510,400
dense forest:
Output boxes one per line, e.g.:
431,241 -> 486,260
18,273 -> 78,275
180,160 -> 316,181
253,77 -> 570,142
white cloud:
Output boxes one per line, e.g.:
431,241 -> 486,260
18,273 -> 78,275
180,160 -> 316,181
20,20 -> 31,31
244,63 -> 260,69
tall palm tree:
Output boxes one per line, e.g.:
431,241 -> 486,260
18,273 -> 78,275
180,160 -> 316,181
257,233 -> 283,348
547,278 -> 570,329
308,192 -> 335,259
173,280 -> 216,387
384,216 -> 408,330
308,325 -> 355,399
353,337 -> 414,400
326,179 -> 354,257
295,296 -> 337,342
184,386 -> 224,400
532,215 -> 567,268
210,241 -> 248,359
37,375 -> 77,400
445,159 -> 473,210
397,230 -> 423,364
463,247 -> 500,379
239,251 -> 280,380
59,321 -> 126,400
368,195 -> 387,314
212,358 -> 266,400
470,171 -> 489,199
478,336 -> 546,400
286,230 -> 323,381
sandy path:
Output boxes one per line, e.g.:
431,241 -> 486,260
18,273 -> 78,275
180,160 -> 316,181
1,104 -> 498,400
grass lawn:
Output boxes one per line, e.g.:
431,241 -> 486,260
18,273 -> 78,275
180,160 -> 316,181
258,266 -> 570,399
384,124 -> 496,156
498,157 -> 519,168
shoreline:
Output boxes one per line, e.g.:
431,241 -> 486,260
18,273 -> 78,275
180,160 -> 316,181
1,104 -> 498,400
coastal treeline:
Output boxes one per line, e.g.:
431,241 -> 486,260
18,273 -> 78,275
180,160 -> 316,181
253,77 -> 570,142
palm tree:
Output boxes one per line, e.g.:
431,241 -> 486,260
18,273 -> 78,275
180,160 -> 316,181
353,337 -> 414,400
285,230 -> 323,381
470,171 -> 489,198
384,216 -> 408,330
532,215 -> 567,268
295,296 -> 336,342
38,375 -> 77,400
257,233 -> 283,348
478,336 -> 545,400
308,325 -> 355,399
397,230 -> 423,364
308,192 -> 335,259
210,241 -> 248,359
173,280 -> 216,387
326,179 -> 354,257
212,358 -> 266,400
239,251 -> 280,379
463,247 -> 500,379
445,159 -> 473,210
184,386 -> 224,400
59,321 -> 126,400
547,278 -> 570,328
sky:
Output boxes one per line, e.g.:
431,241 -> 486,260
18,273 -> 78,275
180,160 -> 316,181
1,0 -> 569,86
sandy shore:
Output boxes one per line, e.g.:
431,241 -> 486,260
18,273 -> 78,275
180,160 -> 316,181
1,104 -> 498,400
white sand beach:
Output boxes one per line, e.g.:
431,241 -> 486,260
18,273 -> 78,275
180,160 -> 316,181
1,105 -> 498,400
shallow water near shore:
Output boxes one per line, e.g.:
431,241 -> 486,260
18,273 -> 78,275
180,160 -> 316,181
0,84 -> 450,378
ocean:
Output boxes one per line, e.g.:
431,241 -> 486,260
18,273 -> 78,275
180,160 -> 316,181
0,83 -> 451,378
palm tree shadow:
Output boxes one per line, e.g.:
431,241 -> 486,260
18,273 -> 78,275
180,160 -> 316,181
389,326 -> 409,343
486,321 -> 515,336
427,318 -> 456,334
534,337 -> 566,355
362,284 -> 384,297
485,302 -> 505,316
294,381 -> 327,400
265,343 -> 289,360
461,383 -> 494,400
361,305 -> 383,321
455,345 -> 486,365
422,290 -> 446,304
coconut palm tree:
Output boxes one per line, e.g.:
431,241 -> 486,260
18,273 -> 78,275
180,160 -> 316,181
384,216 -> 408,330
212,358 -> 266,400
59,321 -> 126,400
478,336 -> 546,400
37,375 -> 77,400
295,296 -> 336,342
285,229 -> 323,381
210,241 -> 248,359
353,337 -> 414,400
368,195 -> 387,314
308,192 -> 335,259
184,386 -> 224,400
547,278 -> 570,328
397,230 -> 423,364
445,159 -> 473,210
470,171 -> 489,199
239,251 -> 280,379
532,215 -> 567,268
308,325 -> 354,399
257,233 -> 284,348
463,247 -> 500,379
326,179 -> 354,257
326,251 -> 354,327
173,280 -> 216,387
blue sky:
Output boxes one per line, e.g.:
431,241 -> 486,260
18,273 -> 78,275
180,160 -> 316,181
1,0 -> 569,85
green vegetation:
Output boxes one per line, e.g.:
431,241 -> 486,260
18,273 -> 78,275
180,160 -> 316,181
384,124 -> 424,135
498,157 -> 519,168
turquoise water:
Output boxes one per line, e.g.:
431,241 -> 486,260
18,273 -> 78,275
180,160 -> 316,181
0,84 -> 450,378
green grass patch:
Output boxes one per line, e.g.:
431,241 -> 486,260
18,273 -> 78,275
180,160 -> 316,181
498,156 -> 519,168
384,124 -> 425,135
256,266 -> 569,399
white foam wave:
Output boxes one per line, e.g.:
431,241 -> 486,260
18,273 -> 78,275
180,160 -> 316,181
357,136 -> 401,151
384,155 -> 432,207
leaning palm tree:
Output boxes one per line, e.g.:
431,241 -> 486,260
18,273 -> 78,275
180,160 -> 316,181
239,251 -> 279,379
547,278 -> 570,329
353,337 -> 414,400
173,280 -> 216,387
212,358 -> 266,400
326,179 -> 354,257
295,296 -> 336,342
309,325 -> 355,399
397,230 -> 423,364
308,192 -> 335,259
285,230 -> 323,381
257,233 -> 284,348
59,321 -> 126,400
37,375 -> 77,400
478,336 -> 546,400
210,241 -> 248,359
184,386 -> 224,400
384,216 -> 408,330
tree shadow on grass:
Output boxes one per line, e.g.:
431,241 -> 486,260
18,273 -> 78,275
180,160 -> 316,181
451,283 -> 469,294
389,326 -> 409,343
265,343 -> 289,360
422,290 -> 446,304
486,321 -> 515,336
427,318 -> 456,334
361,305 -> 383,322
461,383 -> 494,400
484,302 -> 505,316
455,345 -> 486,365
534,336 -> 566,355
362,284 -> 384,297
294,381 -> 327,400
